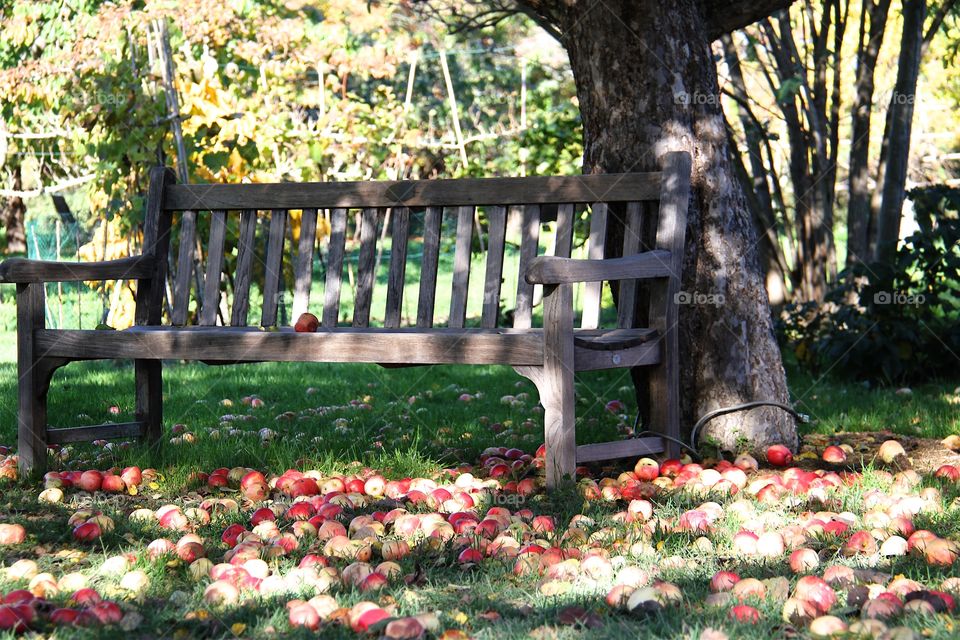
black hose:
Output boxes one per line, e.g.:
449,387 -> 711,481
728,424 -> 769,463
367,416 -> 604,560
631,400 -> 809,459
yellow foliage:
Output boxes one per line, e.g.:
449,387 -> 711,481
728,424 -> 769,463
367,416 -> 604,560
79,218 -> 137,329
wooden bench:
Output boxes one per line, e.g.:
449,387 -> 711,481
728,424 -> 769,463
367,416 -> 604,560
0,152 -> 691,487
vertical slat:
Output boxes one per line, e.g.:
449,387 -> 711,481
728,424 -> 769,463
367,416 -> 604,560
17,283 -> 46,475
513,204 -> 541,329
448,205 -> 474,328
616,201 -> 644,328
481,205 -> 507,328
135,167 -> 173,448
171,210 -> 198,325
648,152 -> 691,457
352,207 -> 379,327
322,208 -> 347,328
231,209 -> 258,327
542,282 -> 576,488
384,207 -> 410,328
292,208 -> 318,319
416,206 -> 443,328
580,203 -> 609,329
554,203 -> 575,258
260,209 -> 288,327
136,167 -> 174,327
199,209 -> 227,326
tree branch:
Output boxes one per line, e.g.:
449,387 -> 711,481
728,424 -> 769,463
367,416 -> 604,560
702,0 -> 798,41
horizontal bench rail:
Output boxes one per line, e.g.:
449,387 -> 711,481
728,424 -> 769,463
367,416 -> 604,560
163,173 -> 662,211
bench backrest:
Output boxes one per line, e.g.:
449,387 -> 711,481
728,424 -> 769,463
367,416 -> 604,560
140,154 -> 688,331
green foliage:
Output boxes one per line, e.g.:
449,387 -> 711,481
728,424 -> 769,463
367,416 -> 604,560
777,185 -> 960,385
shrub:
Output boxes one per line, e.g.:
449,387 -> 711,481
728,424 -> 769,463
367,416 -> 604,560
778,185 -> 960,384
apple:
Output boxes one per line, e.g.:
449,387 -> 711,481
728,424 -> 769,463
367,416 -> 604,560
0,523 -> 26,545
120,466 -> 142,487
822,446 -> 847,464
878,439 -> 906,464
782,597 -> 818,625
384,617 -> 425,639
935,465 -> 960,481
794,576 -> 836,614
100,474 -> 126,493
808,615 -> 847,637
381,540 -> 410,561
789,548 -> 820,574
79,470 -> 103,492
729,605 -> 760,623
294,312 -> 320,333
203,580 -> 240,606
458,548 -> 483,565
50,608 -> 80,625
709,571 -> 740,593
364,475 -> 386,497
72,521 -> 102,542
360,571 -> 388,592
841,530 -> 878,557
288,601 -> 321,630
351,606 -> 390,633
766,445 -> 793,467
633,458 -> 659,481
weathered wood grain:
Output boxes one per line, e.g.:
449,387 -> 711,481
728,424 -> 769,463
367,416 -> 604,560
647,151 -> 691,455
37,327 -> 545,366
525,250 -> 672,285
616,201 -> 644,328
385,207 -> 410,328
199,210 -> 227,325
448,205 -> 474,328
576,437 -> 664,463
135,166 -> 175,327
416,206 -> 443,327
540,282 -> 576,488
260,209 -> 288,327
171,209 -> 198,325
353,208 -> 379,327
481,205 -> 507,328
513,204 -> 541,329
322,208 -> 348,327
165,173 -> 662,210
231,209 -> 258,326
16,283 -> 46,475
292,208 -> 318,319
0,256 -> 155,284
580,203 -> 608,329
47,422 -> 143,444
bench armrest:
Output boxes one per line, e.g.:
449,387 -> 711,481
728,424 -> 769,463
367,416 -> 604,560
524,250 -> 674,285
0,256 -> 156,283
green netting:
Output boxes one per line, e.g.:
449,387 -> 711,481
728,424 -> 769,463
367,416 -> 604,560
25,219 -> 108,329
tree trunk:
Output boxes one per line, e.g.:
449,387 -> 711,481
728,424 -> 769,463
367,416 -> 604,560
875,0 -> 925,265
846,0 -> 892,266
555,0 -> 796,452
1,165 -> 28,254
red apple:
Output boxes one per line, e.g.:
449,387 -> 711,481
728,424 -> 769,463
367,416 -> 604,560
729,605 -> 760,623
72,521 -> 102,542
458,548 -> 483,564
633,458 -> 660,481
822,446 -> 847,464
288,601 -> 321,630
101,474 -> 126,493
364,475 -> 386,497
789,548 -> 820,574
935,465 -> 960,481
79,470 -> 103,492
766,445 -> 793,467
294,313 -> 320,333
710,571 -> 740,593
120,466 -> 142,487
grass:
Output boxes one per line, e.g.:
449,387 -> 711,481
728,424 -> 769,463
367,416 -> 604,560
1,283 -> 960,638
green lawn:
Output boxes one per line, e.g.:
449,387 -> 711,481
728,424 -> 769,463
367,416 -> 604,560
2,287 -> 960,639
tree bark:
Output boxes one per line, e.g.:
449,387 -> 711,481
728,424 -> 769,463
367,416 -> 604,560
846,0 -> 892,266
1,165 -> 28,254
541,0 -> 795,452
874,0 -> 926,264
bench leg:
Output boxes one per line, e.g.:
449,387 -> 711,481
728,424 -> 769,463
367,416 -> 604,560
649,324 -> 681,459
516,282 -> 576,490
135,360 -> 163,443
17,283 -> 48,477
